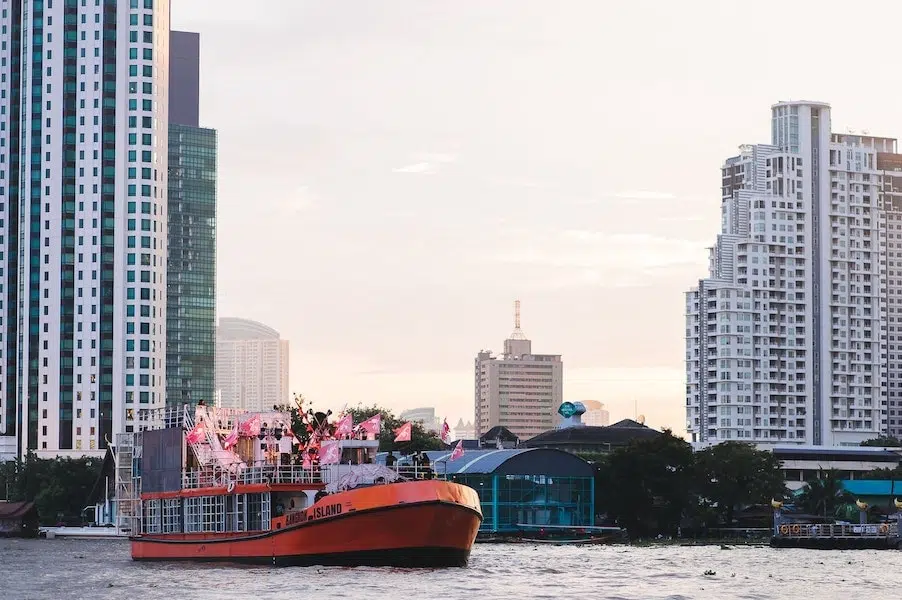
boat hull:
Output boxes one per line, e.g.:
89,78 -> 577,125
131,480 -> 482,567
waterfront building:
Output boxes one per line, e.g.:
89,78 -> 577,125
686,101 -> 895,446
380,448 -> 595,533
524,418 -> 661,455
399,407 -> 440,433
0,0 -> 171,459
215,318 -> 289,411
474,302 -> 563,441
166,31 -> 217,409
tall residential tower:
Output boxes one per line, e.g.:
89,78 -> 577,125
686,101 -> 891,446
215,318 -> 289,412
474,302 -> 563,441
0,0 -> 171,459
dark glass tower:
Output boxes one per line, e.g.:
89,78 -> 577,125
166,31 -> 217,408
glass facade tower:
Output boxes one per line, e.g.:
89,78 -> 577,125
166,124 -> 216,407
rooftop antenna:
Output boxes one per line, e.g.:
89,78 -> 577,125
510,300 -> 527,340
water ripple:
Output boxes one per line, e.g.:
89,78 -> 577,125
3,539 -> 902,599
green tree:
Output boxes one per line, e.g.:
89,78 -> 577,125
276,394 -> 444,454
344,404 -> 445,453
694,441 -> 786,527
0,452 -> 102,524
596,430 -> 695,537
797,469 -> 854,519
861,436 -> 902,447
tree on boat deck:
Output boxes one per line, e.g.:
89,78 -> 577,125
796,469 -> 855,520
0,452 -> 101,525
595,430 -> 695,537
693,442 -> 786,528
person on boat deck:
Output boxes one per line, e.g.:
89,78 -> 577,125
385,451 -> 397,467
420,452 -> 433,479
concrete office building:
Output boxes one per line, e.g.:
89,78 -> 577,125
686,101 -> 893,446
215,318 -> 289,412
0,1 -> 171,459
474,302 -> 563,441
166,31 -> 216,409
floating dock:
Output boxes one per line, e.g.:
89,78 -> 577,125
771,521 -> 901,550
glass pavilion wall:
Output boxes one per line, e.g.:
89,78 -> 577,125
450,474 -> 594,532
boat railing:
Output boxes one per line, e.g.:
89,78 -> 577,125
776,522 -> 899,538
182,462 -> 323,489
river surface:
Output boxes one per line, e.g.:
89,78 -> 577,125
0,538 -> 897,599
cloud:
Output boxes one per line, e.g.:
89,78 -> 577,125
392,162 -> 437,174
276,185 -> 318,213
612,190 -> 676,200
392,151 -> 458,175
491,228 -> 706,288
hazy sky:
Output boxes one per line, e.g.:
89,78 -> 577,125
171,0 -> 902,433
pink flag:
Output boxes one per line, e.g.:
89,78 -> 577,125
450,440 -> 465,461
319,440 -> 341,465
238,414 -> 261,437
222,423 -> 239,449
186,422 -> 205,444
358,414 -> 382,435
302,453 -> 312,469
394,421 -> 412,443
335,413 -> 354,438
441,418 -> 451,444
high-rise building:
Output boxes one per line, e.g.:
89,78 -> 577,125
215,318 -> 289,412
686,101 -> 890,446
579,400 -> 610,427
166,31 -> 216,409
474,302 -> 563,441
399,407 -> 441,433
0,1 -> 171,459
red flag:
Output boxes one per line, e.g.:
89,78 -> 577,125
238,414 -> 261,437
441,418 -> 451,444
450,440 -> 465,461
186,422 -> 205,444
335,413 -> 354,438
319,440 -> 341,465
222,423 -> 239,449
393,422 -> 412,443
358,414 -> 382,435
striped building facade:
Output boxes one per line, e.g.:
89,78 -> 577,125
0,0 -> 170,458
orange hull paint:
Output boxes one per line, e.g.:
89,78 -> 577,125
131,480 -> 482,567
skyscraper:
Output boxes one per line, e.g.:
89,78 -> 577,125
215,318 -> 289,412
0,1 -> 171,459
686,101 -> 889,446
166,30 -> 216,409
474,302 -> 563,441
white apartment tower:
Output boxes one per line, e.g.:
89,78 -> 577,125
686,101 -> 890,446
474,302 -> 563,441
215,318 -> 289,412
0,0 -> 170,459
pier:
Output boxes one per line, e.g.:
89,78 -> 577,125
771,502 -> 902,550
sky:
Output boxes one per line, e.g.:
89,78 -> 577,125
170,0 -> 902,434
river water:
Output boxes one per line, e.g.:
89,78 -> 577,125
0,538 -> 897,599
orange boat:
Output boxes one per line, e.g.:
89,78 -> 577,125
120,405 -> 482,567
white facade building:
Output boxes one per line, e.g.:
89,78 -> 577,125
399,407 -> 441,433
579,400 -> 611,427
215,318 -> 289,412
0,0 -> 170,458
687,101 -> 890,446
474,303 -> 563,441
